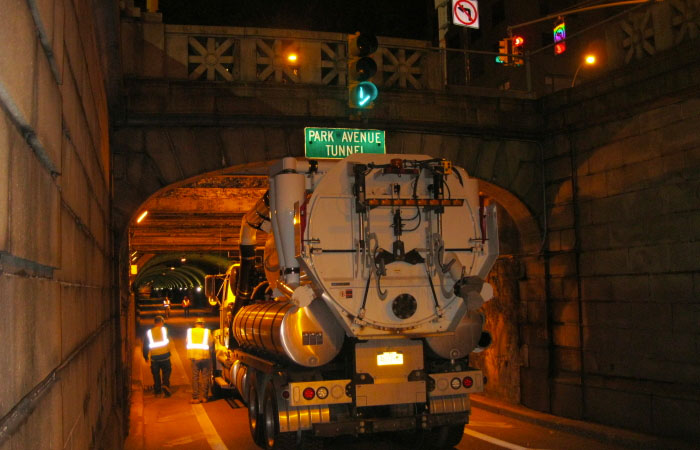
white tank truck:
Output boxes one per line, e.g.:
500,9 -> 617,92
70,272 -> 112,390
205,153 -> 498,450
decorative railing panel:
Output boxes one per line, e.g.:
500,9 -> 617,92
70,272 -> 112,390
122,0 -> 698,94
156,25 -> 441,90
188,37 -> 237,81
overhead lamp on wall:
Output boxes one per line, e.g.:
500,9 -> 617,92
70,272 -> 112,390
136,210 -> 148,223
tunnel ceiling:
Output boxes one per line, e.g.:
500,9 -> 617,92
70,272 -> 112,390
130,173 -> 268,288
130,174 -> 268,253
133,252 -> 233,289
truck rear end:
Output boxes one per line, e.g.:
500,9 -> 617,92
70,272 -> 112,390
207,154 -> 498,450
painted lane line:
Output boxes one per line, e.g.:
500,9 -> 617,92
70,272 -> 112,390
464,427 -> 549,450
192,404 -> 228,450
170,339 -> 228,450
469,420 -> 514,428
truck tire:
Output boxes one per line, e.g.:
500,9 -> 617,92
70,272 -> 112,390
406,424 -> 464,450
248,382 -> 264,446
432,424 -> 464,449
262,381 -> 298,450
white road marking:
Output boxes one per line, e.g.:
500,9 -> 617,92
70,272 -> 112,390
469,420 -> 514,428
464,427 -> 548,450
162,436 -> 196,447
192,404 -> 229,450
170,342 -> 228,450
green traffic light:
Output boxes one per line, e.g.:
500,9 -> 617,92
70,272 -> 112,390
351,81 -> 378,108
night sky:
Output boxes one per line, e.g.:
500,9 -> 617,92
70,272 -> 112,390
140,0 -> 435,40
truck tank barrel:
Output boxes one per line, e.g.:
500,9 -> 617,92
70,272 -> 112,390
232,298 -> 345,367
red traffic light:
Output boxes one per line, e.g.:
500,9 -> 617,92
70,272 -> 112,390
554,42 -> 566,55
512,36 -> 525,47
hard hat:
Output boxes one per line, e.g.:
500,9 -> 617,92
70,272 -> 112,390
154,315 -> 165,323
195,317 -> 205,324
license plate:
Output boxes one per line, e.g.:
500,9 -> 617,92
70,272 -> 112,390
377,351 -> 404,366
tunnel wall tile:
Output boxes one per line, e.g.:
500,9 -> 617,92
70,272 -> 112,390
8,122 -> 61,268
32,36 -> 63,173
0,275 -> 61,420
2,382 -> 63,450
0,0 -> 39,127
652,396 -> 700,441
0,0 -> 118,448
61,138 -> 90,229
584,386 -> 652,431
0,114 -> 10,251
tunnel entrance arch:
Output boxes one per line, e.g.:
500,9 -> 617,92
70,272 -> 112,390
471,180 -> 547,407
120,153 -> 549,411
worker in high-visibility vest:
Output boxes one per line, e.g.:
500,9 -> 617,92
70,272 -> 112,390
187,317 -> 214,403
182,295 -> 191,318
163,296 -> 171,318
142,315 -> 173,397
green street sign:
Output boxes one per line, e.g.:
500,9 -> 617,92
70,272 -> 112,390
305,127 -> 385,159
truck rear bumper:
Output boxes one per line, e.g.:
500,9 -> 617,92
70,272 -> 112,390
311,411 -> 469,437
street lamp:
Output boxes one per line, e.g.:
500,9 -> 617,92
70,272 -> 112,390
571,54 -> 597,87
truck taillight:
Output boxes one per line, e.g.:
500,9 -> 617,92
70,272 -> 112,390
316,386 -> 329,400
450,377 -> 461,390
282,390 -> 290,399
462,376 -> 474,388
302,387 -> 315,400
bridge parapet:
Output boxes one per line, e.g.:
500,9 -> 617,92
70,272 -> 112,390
122,21 -> 446,90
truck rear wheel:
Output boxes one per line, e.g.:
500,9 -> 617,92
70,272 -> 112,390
432,424 -> 464,448
248,382 -> 264,445
262,381 -> 298,450
404,424 -> 464,449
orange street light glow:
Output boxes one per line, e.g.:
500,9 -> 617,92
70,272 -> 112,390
287,53 -> 298,62
136,210 -> 148,223
585,55 -> 596,65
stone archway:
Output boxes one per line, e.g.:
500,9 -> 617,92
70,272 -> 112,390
472,180 -> 548,408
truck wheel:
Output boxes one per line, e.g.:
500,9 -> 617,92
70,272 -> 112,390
248,382 -> 264,445
428,424 -> 465,449
262,381 -> 298,450
409,424 -> 464,450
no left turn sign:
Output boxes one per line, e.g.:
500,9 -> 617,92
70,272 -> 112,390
452,0 -> 479,29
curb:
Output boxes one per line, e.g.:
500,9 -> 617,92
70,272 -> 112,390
124,345 -> 147,450
469,395 -> 696,450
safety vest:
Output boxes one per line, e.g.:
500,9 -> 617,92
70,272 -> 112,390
164,299 -> 171,307
186,327 -> 211,360
147,326 -> 170,357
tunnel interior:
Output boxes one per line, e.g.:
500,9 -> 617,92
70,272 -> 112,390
124,161 -> 538,409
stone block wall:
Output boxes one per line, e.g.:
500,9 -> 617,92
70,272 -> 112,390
540,40 -> 700,440
0,0 -> 120,448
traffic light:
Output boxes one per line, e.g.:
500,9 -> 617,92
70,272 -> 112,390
496,38 -> 511,65
347,32 -> 378,109
512,35 -> 525,66
553,18 -> 566,55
